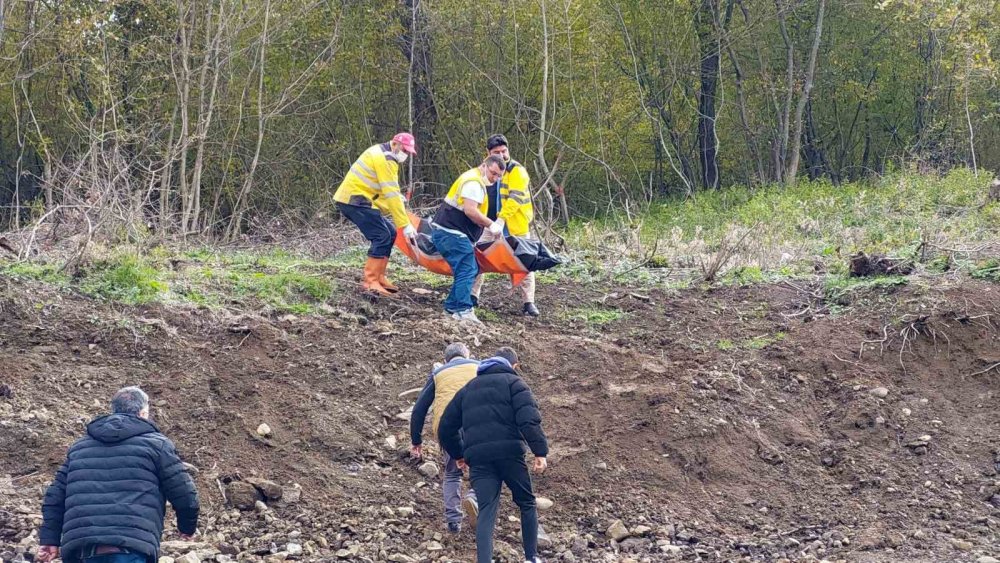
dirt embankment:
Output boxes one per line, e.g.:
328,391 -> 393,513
2,274 -> 999,562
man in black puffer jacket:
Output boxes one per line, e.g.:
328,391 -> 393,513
37,386 -> 199,563
438,347 -> 549,563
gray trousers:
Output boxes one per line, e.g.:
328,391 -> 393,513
443,451 -> 477,524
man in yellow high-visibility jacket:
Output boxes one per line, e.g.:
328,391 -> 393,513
471,134 -> 540,316
333,132 -> 418,296
431,155 -> 506,323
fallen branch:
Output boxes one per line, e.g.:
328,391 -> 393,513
859,324 -> 890,360
700,222 -> 761,282
0,236 -> 18,256
969,362 -> 1000,377
832,353 -> 862,367
21,205 -> 63,259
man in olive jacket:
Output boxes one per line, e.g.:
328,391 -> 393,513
38,386 -> 199,563
438,347 -> 548,563
409,342 -> 480,532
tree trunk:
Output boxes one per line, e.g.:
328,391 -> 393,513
776,0 -> 794,183
785,0 -> 826,185
226,0 -> 270,241
695,0 -> 722,190
400,0 -> 441,196
964,55 -> 977,177
803,100 -> 833,182
190,0 -> 227,234
174,0 -> 193,233
725,20 -> 764,184
159,106 -> 178,230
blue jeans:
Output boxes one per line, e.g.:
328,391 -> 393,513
336,202 -> 397,258
84,554 -> 146,563
431,227 -> 478,313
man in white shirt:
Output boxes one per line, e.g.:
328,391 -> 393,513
431,155 -> 506,322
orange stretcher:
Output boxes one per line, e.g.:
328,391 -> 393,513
475,238 -> 529,287
395,213 -> 452,276
394,213 -> 529,286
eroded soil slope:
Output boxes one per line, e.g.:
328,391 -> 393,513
2,274 -> 999,562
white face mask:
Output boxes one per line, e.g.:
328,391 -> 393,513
394,151 -> 408,163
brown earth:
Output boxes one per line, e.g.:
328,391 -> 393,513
1,268 -> 1000,562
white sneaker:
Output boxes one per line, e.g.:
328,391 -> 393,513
462,497 -> 479,523
451,309 -> 482,323
524,558 -> 542,563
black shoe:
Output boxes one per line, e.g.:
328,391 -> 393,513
470,295 -> 479,307
523,302 -> 540,317
447,522 -> 461,534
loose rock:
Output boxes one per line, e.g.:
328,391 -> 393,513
256,423 -> 272,437
225,481 -> 262,510
246,478 -> 283,501
418,461 -> 439,478
607,519 -> 630,542
869,386 -> 889,398
536,497 -> 554,510
950,539 -> 973,551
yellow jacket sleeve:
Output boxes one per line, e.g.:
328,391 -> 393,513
371,155 -> 410,228
498,165 -> 533,225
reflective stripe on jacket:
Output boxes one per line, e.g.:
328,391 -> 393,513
496,160 -> 533,236
333,143 -> 409,228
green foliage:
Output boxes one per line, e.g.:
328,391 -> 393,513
227,270 -> 333,303
566,169 -> 993,286
970,259 -> 1000,282
746,332 -> 787,350
925,255 -> 954,273
1,261 -> 69,285
560,306 -> 624,326
717,333 -> 785,351
4,0 -> 999,234
81,256 -> 168,304
823,275 -> 909,305
475,308 -> 500,322
723,266 -> 766,286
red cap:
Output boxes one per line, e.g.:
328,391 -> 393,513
392,132 -> 417,155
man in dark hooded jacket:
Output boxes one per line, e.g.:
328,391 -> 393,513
37,386 -> 199,563
438,347 -> 548,563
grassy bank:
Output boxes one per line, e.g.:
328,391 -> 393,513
1,169 -> 998,314
560,167 -> 999,284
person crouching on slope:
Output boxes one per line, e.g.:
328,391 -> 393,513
430,155 -> 506,323
333,132 -> 419,296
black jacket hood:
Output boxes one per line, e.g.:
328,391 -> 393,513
87,413 -> 159,444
